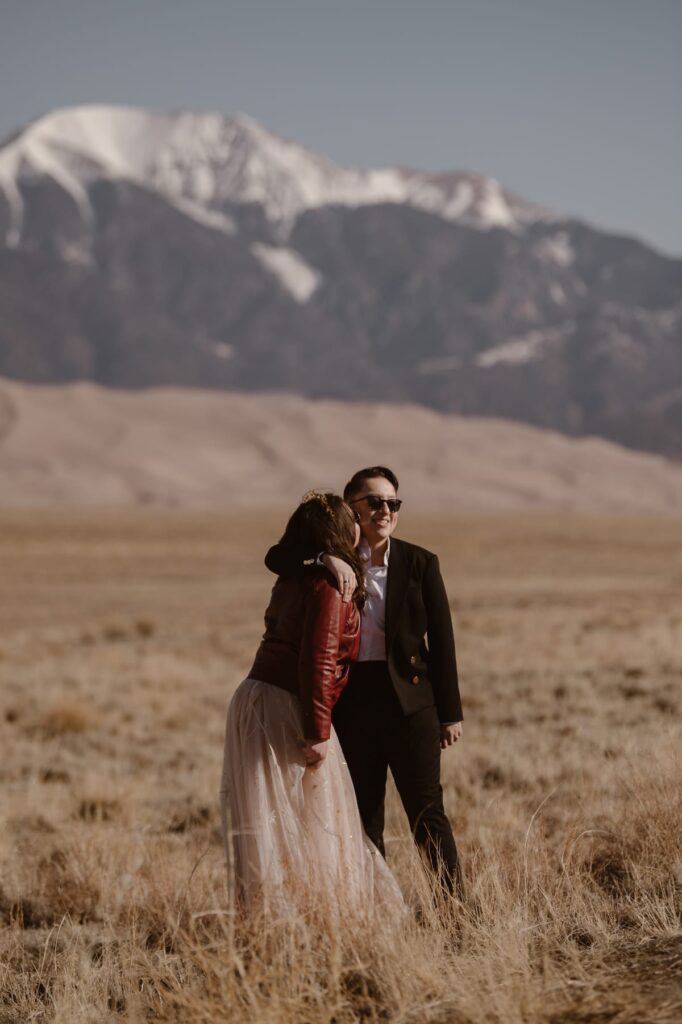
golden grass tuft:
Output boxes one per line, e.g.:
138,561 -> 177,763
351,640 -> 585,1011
1,844 -> 101,929
41,699 -> 97,735
101,622 -> 129,642
134,617 -> 156,638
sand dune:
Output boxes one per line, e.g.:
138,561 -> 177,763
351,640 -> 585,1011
1,377 -> 682,512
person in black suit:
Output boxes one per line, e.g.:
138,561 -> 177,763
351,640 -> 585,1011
265,466 -> 464,898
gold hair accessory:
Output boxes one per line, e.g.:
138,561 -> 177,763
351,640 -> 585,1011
300,489 -> 332,514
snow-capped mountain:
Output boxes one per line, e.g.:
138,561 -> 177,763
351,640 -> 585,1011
0,104 -> 553,245
0,104 -> 680,458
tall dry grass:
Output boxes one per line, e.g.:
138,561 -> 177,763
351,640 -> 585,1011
0,510 -> 680,1023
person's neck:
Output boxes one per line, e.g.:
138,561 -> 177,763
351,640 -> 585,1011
367,536 -> 388,566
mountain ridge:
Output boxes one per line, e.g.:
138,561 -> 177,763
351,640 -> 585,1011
0,103 -> 551,246
0,104 -> 680,459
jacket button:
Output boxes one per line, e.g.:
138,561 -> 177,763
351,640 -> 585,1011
411,675 -> 419,685
410,655 -> 416,664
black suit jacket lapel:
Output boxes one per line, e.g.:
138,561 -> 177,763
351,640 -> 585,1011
385,538 -> 412,651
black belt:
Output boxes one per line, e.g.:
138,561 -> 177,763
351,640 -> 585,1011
351,660 -> 389,675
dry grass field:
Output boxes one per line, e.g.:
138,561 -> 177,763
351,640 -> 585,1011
0,509 -> 680,1024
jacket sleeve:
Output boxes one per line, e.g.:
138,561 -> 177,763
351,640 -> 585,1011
298,577 -> 345,742
422,554 -> 463,723
265,541 -> 318,577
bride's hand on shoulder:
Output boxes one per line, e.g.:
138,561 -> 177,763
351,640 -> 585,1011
321,554 -> 356,602
302,740 -> 328,770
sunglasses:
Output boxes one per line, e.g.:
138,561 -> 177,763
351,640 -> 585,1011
350,495 -> 402,513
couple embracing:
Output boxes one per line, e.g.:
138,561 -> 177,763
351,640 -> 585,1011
219,465 -> 464,922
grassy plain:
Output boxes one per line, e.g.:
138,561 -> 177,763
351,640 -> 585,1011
0,509 -> 680,1023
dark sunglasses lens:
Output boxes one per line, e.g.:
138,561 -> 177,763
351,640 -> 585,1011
366,496 -> 401,512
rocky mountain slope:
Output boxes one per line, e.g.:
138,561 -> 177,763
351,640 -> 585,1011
0,105 -> 680,457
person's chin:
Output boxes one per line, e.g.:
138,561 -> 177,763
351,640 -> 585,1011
373,523 -> 392,537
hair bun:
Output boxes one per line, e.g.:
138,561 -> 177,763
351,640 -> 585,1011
300,489 -> 332,515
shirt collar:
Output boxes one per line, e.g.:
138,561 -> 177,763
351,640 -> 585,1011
359,536 -> 391,566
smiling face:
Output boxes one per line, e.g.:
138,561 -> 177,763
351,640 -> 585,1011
348,476 -> 400,548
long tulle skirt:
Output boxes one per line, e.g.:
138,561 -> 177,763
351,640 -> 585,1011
219,677 -> 405,922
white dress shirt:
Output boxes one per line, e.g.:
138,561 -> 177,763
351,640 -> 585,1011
358,537 -> 390,661
354,537 -> 456,725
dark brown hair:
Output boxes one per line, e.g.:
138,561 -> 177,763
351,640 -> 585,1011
279,492 -> 366,607
343,465 -> 399,501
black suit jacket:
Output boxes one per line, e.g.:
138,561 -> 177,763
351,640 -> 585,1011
264,536 -> 463,723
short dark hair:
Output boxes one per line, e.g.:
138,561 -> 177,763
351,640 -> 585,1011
343,466 -> 399,501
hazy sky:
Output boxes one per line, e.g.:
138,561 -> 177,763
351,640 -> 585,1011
2,0 -> 681,255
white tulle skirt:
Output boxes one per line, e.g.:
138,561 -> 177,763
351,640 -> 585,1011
219,677 -> 405,922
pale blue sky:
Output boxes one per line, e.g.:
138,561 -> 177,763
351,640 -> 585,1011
2,0 -> 681,254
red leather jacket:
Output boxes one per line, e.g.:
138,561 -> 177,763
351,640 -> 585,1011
249,570 -> 360,742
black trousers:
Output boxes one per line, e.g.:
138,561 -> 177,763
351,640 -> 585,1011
332,660 -> 463,897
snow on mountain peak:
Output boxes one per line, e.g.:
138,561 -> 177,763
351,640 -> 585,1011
252,243 -> 321,302
0,105 -> 177,244
0,103 -> 555,247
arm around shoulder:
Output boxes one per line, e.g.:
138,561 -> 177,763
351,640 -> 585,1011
265,541 -> 317,577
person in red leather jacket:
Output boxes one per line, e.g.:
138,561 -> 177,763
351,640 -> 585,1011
247,492 -> 363,764
219,491 -> 405,920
